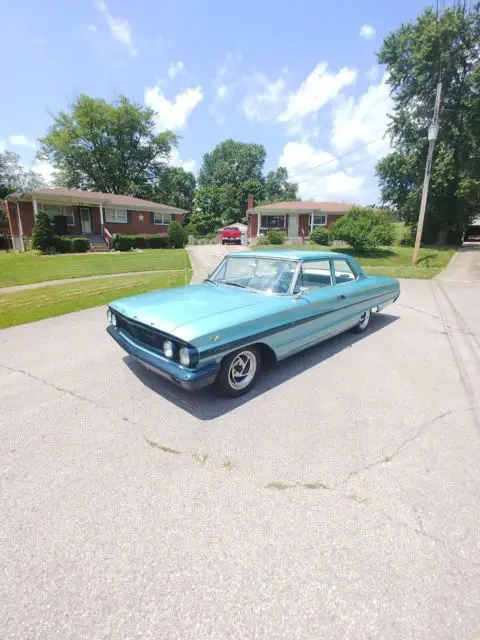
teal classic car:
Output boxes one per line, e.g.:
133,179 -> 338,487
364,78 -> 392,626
106,250 -> 400,396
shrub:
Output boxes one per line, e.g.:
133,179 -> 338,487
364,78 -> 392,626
399,227 -> 416,246
54,236 -> 72,253
113,234 -> 134,251
71,237 -> 90,253
132,235 -> 147,249
185,222 -> 197,236
148,234 -> 170,248
168,220 -> 188,248
267,230 -> 285,245
310,227 -> 330,245
31,211 -> 54,252
329,207 -> 395,252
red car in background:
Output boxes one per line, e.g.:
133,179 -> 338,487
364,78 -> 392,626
221,226 -> 242,245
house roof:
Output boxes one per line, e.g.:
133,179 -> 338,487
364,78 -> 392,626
247,201 -> 354,214
5,188 -> 187,214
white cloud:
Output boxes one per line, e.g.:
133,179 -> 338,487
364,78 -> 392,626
145,85 -> 203,131
169,148 -> 196,173
95,0 -> 137,56
366,66 -> 379,81
279,141 -> 364,201
359,24 -> 376,39
330,74 -> 393,158
279,63 -> 357,126
242,72 -> 288,122
168,61 -> 185,79
8,135 -> 36,149
241,63 -> 356,135
31,159 -> 56,184
216,84 -> 228,99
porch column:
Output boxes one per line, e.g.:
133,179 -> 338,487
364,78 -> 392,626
33,199 -> 38,220
16,203 -> 25,252
310,212 -> 313,234
99,204 -> 104,226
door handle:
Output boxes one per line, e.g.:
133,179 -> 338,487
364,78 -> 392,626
337,294 -> 346,300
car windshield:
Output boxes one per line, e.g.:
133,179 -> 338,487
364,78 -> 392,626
211,256 -> 297,294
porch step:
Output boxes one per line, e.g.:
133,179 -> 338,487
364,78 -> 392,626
89,243 -> 109,252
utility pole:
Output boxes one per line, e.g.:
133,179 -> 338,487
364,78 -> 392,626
412,82 -> 442,266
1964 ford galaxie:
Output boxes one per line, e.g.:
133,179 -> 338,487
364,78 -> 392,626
106,250 -> 400,396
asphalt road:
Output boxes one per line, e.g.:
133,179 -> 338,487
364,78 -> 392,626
1,266 -> 480,638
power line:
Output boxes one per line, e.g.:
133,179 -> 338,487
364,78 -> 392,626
288,134 -> 386,181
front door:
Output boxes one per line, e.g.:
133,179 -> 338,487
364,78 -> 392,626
80,208 -> 92,234
287,214 -> 298,237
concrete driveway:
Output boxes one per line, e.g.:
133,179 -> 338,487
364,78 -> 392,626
1,271 -> 480,637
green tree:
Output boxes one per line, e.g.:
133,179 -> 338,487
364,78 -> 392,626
329,207 -> 395,252
0,150 -> 46,198
376,4 -> 480,244
190,187 -> 224,235
38,95 -> 177,196
31,211 -> 54,252
153,167 -> 196,211
168,220 -> 188,248
265,167 -> 298,202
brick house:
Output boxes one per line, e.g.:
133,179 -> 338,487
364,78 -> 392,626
5,188 -> 187,251
246,199 -> 354,242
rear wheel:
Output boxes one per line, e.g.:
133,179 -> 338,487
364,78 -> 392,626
352,309 -> 371,333
216,347 -> 261,397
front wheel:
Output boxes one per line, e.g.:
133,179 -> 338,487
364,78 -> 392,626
216,347 -> 261,397
351,309 -> 371,333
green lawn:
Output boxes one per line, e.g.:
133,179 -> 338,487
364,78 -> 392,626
0,249 -> 190,287
0,270 -> 191,329
255,244 -> 456,279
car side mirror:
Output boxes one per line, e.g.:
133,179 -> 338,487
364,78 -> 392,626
294,286 -> 310,298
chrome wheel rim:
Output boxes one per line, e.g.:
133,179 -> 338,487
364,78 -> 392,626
228,350 -> 257,390
358,309 -> 371,329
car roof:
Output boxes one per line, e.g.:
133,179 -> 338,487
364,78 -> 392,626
233,249 -> 352,261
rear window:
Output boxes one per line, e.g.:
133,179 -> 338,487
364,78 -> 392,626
223,227 -> 238,231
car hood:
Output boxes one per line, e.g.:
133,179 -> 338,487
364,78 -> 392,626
109,283 -> 271,336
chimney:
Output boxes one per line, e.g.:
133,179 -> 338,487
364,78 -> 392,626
247,194 -> 254,211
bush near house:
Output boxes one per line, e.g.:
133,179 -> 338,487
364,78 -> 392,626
329,207 -> 395,252
309,227 -> 330,245
113,233 -> 171,251
267,230 -> 285,245
31,211 -> 55,252
168,220 -> 188,248
71,237 -> 90,253
54,236 -> 72,253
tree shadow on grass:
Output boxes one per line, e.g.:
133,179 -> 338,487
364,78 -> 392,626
337,247 -> 398,259
124,312 -> 399,421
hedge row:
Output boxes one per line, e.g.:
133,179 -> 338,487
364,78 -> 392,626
113,234 -> 170,251
54,236 -> 90,253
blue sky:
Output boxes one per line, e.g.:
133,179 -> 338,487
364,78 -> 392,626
2,0 -> 431,203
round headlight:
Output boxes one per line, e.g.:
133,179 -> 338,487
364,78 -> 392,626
163,340 -> 174,358
107,310 -> 117,326
111,313 -> 117,326
107,309 -> 112,323
179,347 -> 191,367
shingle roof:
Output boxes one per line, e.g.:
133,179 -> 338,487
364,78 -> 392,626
5,188 -> 187,213
247,201 -> 355,214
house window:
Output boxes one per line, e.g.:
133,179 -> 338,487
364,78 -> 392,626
105,209 -> 128,224
260,215 -> 286,230
154,213 -> 172,225
38,203 -> 75,226
310,214 -> 327,228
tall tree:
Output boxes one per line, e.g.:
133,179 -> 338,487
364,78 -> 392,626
376,3 -> 480,244
265,167 -> 298,202
0,150 -> 46,199
38,95 -> 177,196
153,167 -> 196,211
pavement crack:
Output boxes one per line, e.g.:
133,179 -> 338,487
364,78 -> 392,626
397,303 -> 440,320
0,363 -> 138,426
339,406 -> 477,486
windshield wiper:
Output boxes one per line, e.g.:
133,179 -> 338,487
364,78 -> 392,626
223,281 -> 256,291
203,278 -> 218,285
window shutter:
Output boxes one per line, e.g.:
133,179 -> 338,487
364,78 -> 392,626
127,210 -> 132,224
150,212 -> 155,225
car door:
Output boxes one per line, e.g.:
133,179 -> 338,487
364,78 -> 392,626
273,259 -> 342,357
